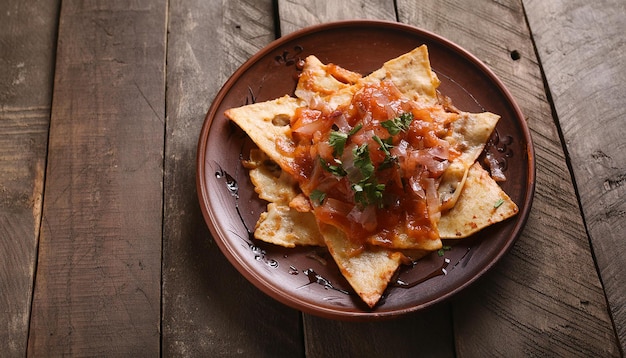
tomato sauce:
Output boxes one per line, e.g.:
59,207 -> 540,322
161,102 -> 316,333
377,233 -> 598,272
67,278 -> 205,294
289,80 -> 453,246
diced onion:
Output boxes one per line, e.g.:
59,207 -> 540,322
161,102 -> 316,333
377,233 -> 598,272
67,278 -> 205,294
348,205 -> 377,232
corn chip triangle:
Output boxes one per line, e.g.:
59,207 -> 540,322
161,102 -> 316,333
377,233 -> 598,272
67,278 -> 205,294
225,46 -> 517,308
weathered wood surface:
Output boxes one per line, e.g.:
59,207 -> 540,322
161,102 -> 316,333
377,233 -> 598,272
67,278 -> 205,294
1,0 -> 623,356
397,0 -> 621,356
524,0 -> 626,353
278,0 -> 396,35
25,1 -> 167,356
162,0 -> 303,356
0,1 -> 59,357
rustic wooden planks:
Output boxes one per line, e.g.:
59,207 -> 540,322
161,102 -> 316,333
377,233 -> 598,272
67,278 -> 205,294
0,1 -> 59,356
26,1 -> 167,356
3,0 -> 620,356
162,0 -> 304,356
397,0 -> 620,356
278,0 -> 397,35
524,0 -> 626,352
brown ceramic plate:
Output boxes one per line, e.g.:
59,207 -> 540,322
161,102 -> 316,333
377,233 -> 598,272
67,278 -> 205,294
197,20 -> 535,320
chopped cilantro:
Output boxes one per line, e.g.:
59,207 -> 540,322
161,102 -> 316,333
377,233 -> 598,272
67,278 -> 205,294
328,124 -> 362,156
320,157 -> 346,177
437,245 -> 452,257
352,181 -> 386,208
382,112 -> 414,135
328,130 -> 348,156
349,144 -> 386,208
494,198 -> 505,208
378,155 -> 398,170
373,135 -> 397,170
353,144 -> 374,179
349,123 -> 363,136
310,189 -> 326,205
372,135 -> 393,155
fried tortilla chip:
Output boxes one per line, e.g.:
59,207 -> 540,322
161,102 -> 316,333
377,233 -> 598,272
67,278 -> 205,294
439,111 -> 501,210
244,149 -> 325,247
244,149 -> 299,204
256,203 -> 325,247
362,45 -> 441,107
317,223 -> 405,308
367,226 -> 443,251
295,55 -> 361,110
438,162 -> 518,238
225,95 -> 302,169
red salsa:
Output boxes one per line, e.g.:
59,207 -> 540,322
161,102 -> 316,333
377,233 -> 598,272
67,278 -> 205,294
287,80 -> 459,247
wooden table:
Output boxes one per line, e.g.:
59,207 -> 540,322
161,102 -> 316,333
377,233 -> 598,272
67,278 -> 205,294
2,0 -> 624,356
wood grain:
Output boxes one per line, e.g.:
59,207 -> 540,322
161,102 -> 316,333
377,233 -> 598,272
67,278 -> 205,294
397,0 -> 620,356
524,0 -> 626,353
0,1 -> 59,356
5,0 -> 619,356
162,0 -> 304,356
277,0 -> 396,35
26,1 -> 166,355
277,1 -> 455,356
303,308 -> 454,358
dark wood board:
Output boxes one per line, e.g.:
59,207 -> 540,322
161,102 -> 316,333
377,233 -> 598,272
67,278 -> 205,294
162,0 -> 304,356
26,1 -> 167,355
397,0 -> 620,356
0,1 -> 60,356
524,0 -> 626,353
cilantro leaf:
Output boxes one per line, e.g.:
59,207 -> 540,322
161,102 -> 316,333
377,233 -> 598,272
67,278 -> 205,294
437,245 -> 452,257
382,112 -> 414,135
373,135 -> 397,170
320,157 -> 347,177
352,181 -> 386,208
372,135 -> 393,155
328,130 -> 348,156
349,123 -> 363,136
353,144 -> 374,179
310,189 -> 326,205
349,144 -> 386,208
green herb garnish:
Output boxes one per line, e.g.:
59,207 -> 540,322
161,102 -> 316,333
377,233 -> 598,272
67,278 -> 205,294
350,144 -> 386,208
373,135 -> 393,155
437,245 -> 452,257
320,157 -> 347,177
381,112 -> 413,135
310,189 -> 326,205
373,135 -> 397,170
353,144 -> 375,179
494,198 -> 504,208
352,182 -> 386,208
328,130 -> 348,156
349,123 -> 363,136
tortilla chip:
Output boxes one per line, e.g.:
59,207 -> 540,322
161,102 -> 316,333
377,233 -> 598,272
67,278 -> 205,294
367,227 -> 443,251
295,55 -> 361,110
244,149 -> 324,247
318,223 -> 404,308
439,111 -> 500,210
243,149 -> 299,204
362,45 -> 441,107
225,95 -> 302,169
438,163 -> 518,238
255,203 -> 325,247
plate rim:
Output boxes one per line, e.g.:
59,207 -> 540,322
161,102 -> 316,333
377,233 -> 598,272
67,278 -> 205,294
196,19 -> 536,320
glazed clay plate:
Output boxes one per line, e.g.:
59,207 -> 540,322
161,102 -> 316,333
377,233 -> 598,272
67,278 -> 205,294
197,20 -> 535,320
